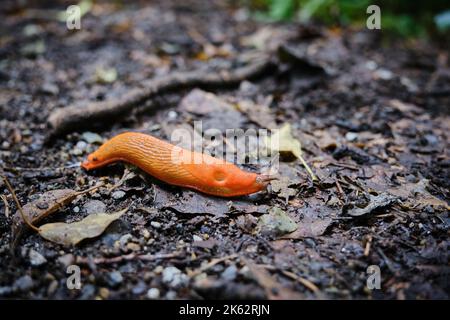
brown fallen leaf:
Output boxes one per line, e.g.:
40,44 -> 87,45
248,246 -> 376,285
236,99 -> 277,129
282,217 -> 332,239
270,176 -> 297,202
11,184 -> 103,247
243,258 -> 304,300
388,179 -> 449,211
346,193 -> 397,217
39,208 -> 127,246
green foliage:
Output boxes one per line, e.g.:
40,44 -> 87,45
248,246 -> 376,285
251,0 -> 450,38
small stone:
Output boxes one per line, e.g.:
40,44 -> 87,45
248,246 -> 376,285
41,82 -> 59,95
146,288 -> 160,299
73,206 -> 80,213
107,271 -> 123,287
119,233 -> 133,246
0,286 -> 13,296
167,111 -> 178,119
150,221 -> 161,229
47,280 -> 58,296
79,284 -> 95,300
162,266 -> 188,288
29,249 -> 47,266
82,132 -> 103,144
76,141 -> 87,150
141,229 -> 151,239
154,266 -> 164,274
57,253 -> 74,267
221,265 -> 238,281
258,207 -> 298,236
99,287 -> 110,299
14,275 -> 34,291
112,190 -> 126,200
345,132 -> 358,142
132,281 -> 147,295
83,200 -> 106,214
365,60 -> 378,70
127,242 -> 141,252
193,235 -> 203,242
166,290 -> 177,299
374,68 -> 393,80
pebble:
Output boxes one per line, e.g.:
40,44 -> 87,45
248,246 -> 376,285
162,266 -> 188,288
192,235 -> 203,242
150,221 -> 161,229
107,271 -> 123,287
112,190 -> 126,200
14,275 -> 34,291
79,284 -> 95,300
99,287 -> 110,299
146,288 -> 160,299
345,132 -> 358,142
83,200 -> 107,214
73,206 -> 80,213
374,68 -> 393,80
141,229 -> 151,239
82,132 -> 103,144
57,253 -> 74,267
167,111 -> 178,119
221,265 -> 238,281
166,291 -> 177,299
29,249 -> 47,266
119,233 -> 133,245
132,281 -> 147,295
127,242 -> 141,252
47,280 -> 58,296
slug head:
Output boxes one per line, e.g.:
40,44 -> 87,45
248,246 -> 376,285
81,148 -> 119,170
204,164 -> 276,197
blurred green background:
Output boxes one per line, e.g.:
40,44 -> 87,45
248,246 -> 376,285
243,0 -> 450,38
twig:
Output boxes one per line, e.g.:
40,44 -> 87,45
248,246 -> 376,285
1,175 -> 39,232
188,254 -> 238,277
298,154 -> 317,181
47,56 -> 274,138
364,234 -> 373,257
1,194 -> 10,218
76,252 -> 182,265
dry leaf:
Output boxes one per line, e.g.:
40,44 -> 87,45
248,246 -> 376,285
39,208 -> 127,246
347,193 -> 397,217
265,123 -> 317,180
388,179 -> 449,211
257,207 -> 298,236
12,184 -> 102,247
282,217 -> 332,238
270,176 -> 297,201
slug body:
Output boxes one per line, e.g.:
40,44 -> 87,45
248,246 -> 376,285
82,132 -> 270,197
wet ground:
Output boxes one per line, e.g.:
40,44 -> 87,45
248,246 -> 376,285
0,0 -> 449,299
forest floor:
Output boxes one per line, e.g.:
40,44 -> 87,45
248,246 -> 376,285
0,0 -> 449,299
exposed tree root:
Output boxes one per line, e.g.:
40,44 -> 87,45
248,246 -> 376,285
47,56 -> 274,139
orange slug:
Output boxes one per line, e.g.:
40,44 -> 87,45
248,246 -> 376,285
81,132 -> 272,197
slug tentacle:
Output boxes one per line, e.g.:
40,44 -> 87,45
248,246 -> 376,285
81,132 -> 269,197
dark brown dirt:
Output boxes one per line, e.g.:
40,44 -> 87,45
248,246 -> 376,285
0,0 -> 448,300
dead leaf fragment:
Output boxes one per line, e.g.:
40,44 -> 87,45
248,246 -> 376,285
11,184 -> 103,247
265,123 -> 317,180
270,176 -> 297,201
283,217 -> 332,238
346,193 -> 397,217
12,189 -> 78,239
258,207 -> 298,236
388,179 -> 450,211
39,208 -> 127,246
